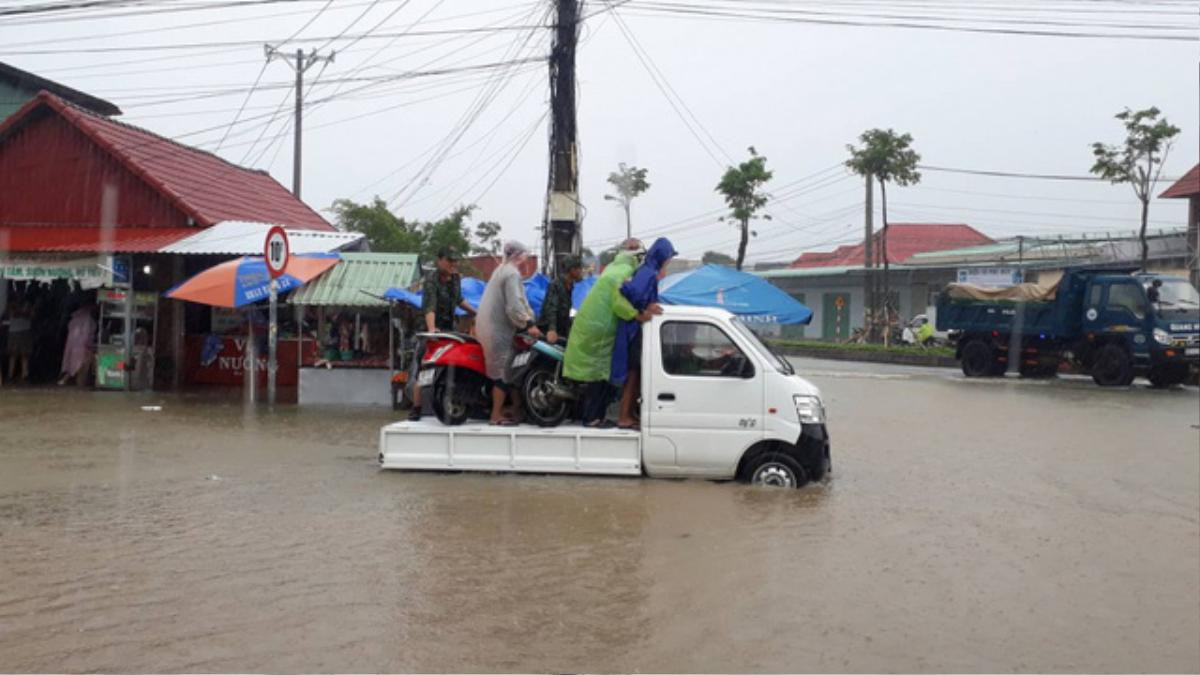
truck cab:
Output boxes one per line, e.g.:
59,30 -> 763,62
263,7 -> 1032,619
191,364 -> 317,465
1078,272 -> 1200,386
379,305 -> 830,488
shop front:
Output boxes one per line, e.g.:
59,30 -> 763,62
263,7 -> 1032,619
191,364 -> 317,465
289,252 -> 420,406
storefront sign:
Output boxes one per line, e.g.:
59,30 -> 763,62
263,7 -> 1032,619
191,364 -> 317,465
184,335 -> 298,387
1,256 -> 114,288
957,267 -> 1023,288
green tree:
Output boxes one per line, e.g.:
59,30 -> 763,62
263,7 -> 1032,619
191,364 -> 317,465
472,220 -> 502,257
702,250 -> 736,266
716,147 -> 773,271
605,163 -> 651,239
331,197 -> 422,253
845,129 -> 921,341
1090,107 -> 1181,269
420,205 -> 475,263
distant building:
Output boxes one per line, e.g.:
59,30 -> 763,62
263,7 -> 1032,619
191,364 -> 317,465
0,61 -> 120,122
761,224 -> 993,340
1159,163 -> 1199,286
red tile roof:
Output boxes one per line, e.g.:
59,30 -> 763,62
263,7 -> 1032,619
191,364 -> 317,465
791,223 -> 993,268
0,225 -> 194,253
0,92 -> 333,231
1159,164 -> 1199,199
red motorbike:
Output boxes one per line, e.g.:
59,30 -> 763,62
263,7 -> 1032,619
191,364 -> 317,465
415,332 -> 539,425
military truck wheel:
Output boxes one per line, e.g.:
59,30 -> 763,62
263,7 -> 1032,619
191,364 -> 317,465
960,340 -> 994,378
1092,344 -> 1132,387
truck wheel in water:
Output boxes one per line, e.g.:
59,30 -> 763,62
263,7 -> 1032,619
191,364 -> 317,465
1091,344 -> 1133,387
745,452 -> 808,488
1148,362 -> 1189,388
960,339 -> 995,378
431,371 -> 471,425
522,366 -> 569,427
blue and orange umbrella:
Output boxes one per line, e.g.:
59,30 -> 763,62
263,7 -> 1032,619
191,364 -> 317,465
166,253 -> 340,308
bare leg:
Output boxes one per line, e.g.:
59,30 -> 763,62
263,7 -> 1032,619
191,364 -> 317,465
489,385 -> 507,424
617,369 -> 640,427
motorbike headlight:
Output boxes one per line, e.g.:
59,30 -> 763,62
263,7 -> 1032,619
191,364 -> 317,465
1153,328 -> 1171,346
793,395 -> 825,425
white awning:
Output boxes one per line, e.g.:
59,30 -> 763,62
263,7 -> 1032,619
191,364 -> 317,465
159,221 -> 363,255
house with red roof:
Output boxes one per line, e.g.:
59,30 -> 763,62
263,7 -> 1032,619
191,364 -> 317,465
756,224 -> 994,341
0,91 -> 362,390
1159,163 -> 1198,285
790,223 -> 993,268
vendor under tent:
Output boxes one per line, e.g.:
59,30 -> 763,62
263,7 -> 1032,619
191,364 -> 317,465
660,264 -> 813,325
289,252 -> 420,406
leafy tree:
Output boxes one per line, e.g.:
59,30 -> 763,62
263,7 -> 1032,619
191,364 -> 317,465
702,250 -> 736,266
472,220 -> 502,257
845,129 -> 921,342
420,205 -> 475,263
1090,107 -> 1181,269
605,163 -> 651,239
716,147 -> 773,271
331,197 -> 422,253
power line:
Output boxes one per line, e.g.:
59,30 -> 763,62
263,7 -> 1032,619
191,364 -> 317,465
918,164 -> 1182,182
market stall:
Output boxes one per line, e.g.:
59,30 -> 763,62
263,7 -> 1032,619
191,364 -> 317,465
289,252 -> 420,406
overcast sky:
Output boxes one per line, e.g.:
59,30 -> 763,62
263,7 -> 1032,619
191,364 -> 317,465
2,0 -> 1196,262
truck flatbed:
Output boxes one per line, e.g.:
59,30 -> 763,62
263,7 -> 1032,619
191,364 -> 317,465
379,419 -> 643,476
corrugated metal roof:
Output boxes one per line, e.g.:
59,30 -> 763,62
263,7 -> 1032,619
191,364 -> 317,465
160,221 -> 362,255
1159,163 -> 1199,199
290,252 -> 419,307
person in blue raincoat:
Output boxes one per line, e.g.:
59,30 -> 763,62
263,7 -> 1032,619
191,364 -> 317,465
612,237 -> 676,429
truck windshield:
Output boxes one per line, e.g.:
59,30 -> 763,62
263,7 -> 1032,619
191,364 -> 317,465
729,319 -> 794,375
1154,280 -> 1200,309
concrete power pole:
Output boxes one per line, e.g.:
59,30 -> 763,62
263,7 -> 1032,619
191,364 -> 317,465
543,0 -> 582,275
863,175 -> 874,339
265,45 -> 334,198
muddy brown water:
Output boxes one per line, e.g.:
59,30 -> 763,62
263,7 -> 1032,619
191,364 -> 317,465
1,361 -> 1198,673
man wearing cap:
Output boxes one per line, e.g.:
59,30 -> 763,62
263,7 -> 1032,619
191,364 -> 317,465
409,248 -> 477,421
538,255 -> 584,345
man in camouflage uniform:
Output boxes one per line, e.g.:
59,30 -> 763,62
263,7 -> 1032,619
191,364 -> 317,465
538,255 -> 584,344
409,248 -> 477,421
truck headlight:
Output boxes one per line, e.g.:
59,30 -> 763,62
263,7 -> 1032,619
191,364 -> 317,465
793,395 -> 825,425
1153,328 -> 1171,346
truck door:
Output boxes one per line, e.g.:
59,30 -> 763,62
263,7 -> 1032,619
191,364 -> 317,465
1091,280 -> 1151,353
644,319 -> 764,475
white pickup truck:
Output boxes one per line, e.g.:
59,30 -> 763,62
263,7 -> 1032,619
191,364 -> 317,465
379,305 -> 830,488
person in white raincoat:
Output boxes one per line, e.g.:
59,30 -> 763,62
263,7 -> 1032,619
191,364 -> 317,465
476,240 -> 542,425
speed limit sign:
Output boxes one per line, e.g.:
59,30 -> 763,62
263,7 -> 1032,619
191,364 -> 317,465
264,226 -> 289,278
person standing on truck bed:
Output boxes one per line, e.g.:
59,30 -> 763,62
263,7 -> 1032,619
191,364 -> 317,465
612,237 -> 676,430
477,240 -> 541,426
408,249 -> 477,421
538,255 -> 584,344
563,244 -> 659,428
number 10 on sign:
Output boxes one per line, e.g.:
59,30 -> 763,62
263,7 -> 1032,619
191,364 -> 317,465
264,227 -> 289,406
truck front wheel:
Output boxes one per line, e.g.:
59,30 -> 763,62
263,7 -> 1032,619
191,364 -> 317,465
960,339 -> 995,378
1148,362 -> 1189,388
1092,344 -> 1134,387
744,452 -> 808,489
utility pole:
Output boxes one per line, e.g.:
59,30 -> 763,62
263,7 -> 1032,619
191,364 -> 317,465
265,44 -> 334,198
543,0 -> 582,276
862,174 -> 874,340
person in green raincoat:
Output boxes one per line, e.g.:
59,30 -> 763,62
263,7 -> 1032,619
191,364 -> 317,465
564,250 -> 661,426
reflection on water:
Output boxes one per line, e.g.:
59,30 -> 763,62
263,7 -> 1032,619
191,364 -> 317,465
1,375 -> 1197,672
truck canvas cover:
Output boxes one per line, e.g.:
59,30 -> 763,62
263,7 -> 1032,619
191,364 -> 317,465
945,280 -> 1059,302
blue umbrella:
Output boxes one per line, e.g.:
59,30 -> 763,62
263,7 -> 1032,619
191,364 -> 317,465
523,273 -> 551,315
383,277 -> 486,316
387,275 -> 596,317
660,264 -> 812,325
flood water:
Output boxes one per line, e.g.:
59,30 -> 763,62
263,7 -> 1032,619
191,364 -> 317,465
1,360 -> 1198,672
